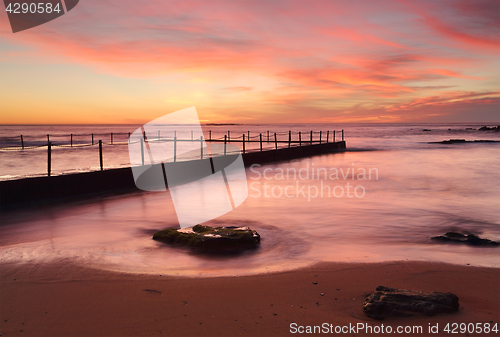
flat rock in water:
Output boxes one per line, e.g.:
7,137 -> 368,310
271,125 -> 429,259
432,232 -> 499,247
153,224 -> 260,254
363,286 -> 459,320
429,139 -> 500,144
478,125 -> 499,132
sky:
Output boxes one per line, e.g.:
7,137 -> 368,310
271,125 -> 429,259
0,0 -> 499,124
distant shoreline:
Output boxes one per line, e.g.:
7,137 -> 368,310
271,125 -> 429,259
1,122 -> 499,127
204,123 -> 242,126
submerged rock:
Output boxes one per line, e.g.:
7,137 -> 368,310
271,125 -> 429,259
432,232 -> 499,247
437,139 -> 466,143
363,286 -> 459,320
153,225 -> 260,254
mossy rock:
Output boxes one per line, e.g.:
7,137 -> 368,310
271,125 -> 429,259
153,225 -> 260,254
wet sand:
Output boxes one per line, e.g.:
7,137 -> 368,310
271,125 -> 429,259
1,260 -> 498,336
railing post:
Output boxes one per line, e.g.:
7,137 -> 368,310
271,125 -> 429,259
158,130 -> 160,140
47,141 -> 51,177
319,131 -> 322,143
173,136 -> 177,162
267,130 -> 269,142
228,131 -> 230,142
128,132 -> 131,143
20,135 -> 24,149
92,133 -> 94,145
247,131 -> 250,140
342,129 -> 344,141
310,130 -> 313,144
191,130 -> 193,141
111,132 -> 113,144
333,130 -> 335,142
259,133 -> 263,151
242,134 -> 245,153
47,134 -> 50,143
200,136 -> 203,159
140,138 -> 145,165
99,140 -> 103,171
288,130 -> 291,148
274,133 -> 278,149
299,132 -> 301,146
70,134 -> 73,147
224,135 -> 227,155
209,130 -> 212,141
326,130 -> 329,143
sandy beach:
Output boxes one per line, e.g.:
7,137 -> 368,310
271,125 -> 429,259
1,260 -> 498,336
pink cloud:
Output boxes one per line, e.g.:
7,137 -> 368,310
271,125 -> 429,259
387,91 -> 500,111
403,0 -> 500,53
0,0 -> 498,123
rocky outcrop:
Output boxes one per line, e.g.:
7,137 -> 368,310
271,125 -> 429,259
429,139 -> 500,144
478,126 -> 499,132
432,232 -> 499,247
363,286 -> 459,320
153,224 -> 260,254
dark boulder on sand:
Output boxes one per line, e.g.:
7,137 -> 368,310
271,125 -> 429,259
153,224 -> 260,254
432,232 -> 499,247
363,286 -> 459,320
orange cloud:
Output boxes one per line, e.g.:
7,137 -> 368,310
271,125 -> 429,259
0,0 -> 498,124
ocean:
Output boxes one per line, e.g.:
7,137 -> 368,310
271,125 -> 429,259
1,123 -> 499,276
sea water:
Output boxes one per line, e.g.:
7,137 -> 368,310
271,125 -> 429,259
1,123 -> 499,276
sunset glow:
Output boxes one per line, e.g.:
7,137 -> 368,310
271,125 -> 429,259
0,0 -> 498,124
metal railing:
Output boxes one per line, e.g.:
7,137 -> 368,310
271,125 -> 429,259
0,130 -> 344,176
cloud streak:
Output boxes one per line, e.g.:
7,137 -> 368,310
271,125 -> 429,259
0,0 -> 498,123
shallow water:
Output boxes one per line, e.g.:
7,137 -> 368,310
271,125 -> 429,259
1,123 -> 499,276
